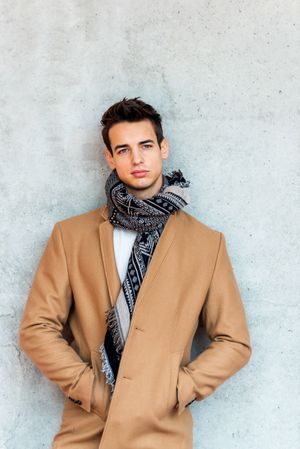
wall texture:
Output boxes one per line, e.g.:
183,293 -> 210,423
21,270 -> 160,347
1,1 -> 299,448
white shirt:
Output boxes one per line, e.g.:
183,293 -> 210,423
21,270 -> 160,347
113,227 -> 138,283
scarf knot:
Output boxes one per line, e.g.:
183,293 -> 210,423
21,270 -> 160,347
105,168 -> 190,232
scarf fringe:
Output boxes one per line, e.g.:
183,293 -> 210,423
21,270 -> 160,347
166,169 -> 191,188
106,307 -> 124,355
99,343 -> 115,393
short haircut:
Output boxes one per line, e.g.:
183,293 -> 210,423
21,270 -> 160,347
100,97 -> 164,155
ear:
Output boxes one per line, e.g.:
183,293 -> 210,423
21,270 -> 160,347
160,137 -> 169,160
104,148 -> 116,170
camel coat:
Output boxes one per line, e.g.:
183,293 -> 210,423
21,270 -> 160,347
19,204 -> 252,449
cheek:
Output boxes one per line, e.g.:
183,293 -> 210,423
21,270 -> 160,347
115,160 -> 130,172
152,154 -> 163,167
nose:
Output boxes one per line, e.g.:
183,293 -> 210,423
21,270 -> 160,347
131,147 -> 143,164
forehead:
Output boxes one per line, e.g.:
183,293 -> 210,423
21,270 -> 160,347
108,119 -> 156,146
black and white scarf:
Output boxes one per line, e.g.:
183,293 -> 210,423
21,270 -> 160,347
99,168 -> 191,395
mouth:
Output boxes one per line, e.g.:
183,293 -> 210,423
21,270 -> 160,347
131,170 -> 149,178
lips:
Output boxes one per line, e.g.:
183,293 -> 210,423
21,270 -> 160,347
132,170 -> 148,178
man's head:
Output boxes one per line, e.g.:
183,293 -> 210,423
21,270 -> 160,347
100,97 -> 169,200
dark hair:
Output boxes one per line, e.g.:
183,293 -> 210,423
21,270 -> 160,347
100,97 -> 164,155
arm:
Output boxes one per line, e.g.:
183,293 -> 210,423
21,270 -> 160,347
176,232 -> 252,414
18,223 -> 96,413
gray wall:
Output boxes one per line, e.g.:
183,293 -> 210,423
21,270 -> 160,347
1,1 -> 299,448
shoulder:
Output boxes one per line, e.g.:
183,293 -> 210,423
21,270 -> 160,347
178,209 -> 220,237
54,204 -> 107,234
177,209 -> 223,256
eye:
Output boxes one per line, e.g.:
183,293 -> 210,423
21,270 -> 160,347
143,144 -> 153,149
118,148 -> 127,154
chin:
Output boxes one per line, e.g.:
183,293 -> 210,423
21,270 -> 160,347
128,182 -> 151,191
126,178 -> 153,191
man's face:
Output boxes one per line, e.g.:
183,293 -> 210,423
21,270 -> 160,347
104,119 -> 169,200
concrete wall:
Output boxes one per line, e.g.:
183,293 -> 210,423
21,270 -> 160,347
1,1 -> 299,448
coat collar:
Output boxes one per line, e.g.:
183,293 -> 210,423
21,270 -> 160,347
98,204 -> 179,309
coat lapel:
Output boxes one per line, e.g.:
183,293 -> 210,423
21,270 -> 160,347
98,204 -> 178,309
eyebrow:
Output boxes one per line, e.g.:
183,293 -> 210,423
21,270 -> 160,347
113,139 -> 155,152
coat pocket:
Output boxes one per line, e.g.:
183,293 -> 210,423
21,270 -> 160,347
90,349 -> 111,421
167,351 -> 183,412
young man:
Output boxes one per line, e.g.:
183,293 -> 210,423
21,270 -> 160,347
19,97 -> 252,449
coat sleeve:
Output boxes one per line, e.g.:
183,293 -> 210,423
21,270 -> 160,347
18,222 -> 95,414
176,231 -> 252,415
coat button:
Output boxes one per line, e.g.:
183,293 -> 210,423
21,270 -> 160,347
185,398 -> 196,407
68,396 -> 82,405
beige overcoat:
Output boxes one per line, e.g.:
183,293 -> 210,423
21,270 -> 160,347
19,204 -> 252,449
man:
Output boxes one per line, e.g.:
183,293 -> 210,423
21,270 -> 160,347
19,97 -> 252,449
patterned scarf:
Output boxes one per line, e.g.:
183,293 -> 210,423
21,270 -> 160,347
99,168 -> 191,395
